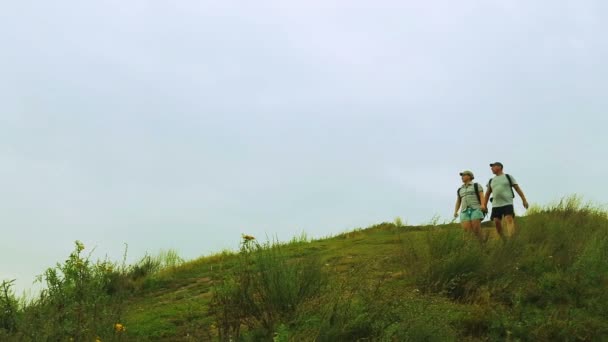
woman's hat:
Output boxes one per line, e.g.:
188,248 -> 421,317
459,170 -> 474,179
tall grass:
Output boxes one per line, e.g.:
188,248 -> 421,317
209,235 -> 326,341
0,280 -> 18,334
129,249 -> 185,281
400,196 -> 608,340
289,263 -> 461,342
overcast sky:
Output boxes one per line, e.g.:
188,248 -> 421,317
1,0 -> 607,293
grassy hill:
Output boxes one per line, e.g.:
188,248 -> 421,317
2,197 -> 608,341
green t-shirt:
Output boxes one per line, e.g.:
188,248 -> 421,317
488,174 -> 517,207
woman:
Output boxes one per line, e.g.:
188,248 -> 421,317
454,170 -> 485,239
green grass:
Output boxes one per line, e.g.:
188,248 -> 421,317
2,196 -> 608,341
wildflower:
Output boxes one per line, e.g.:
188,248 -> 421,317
75,240 -> 85,251
242,234 -> 256,241
114,323 -> 125,333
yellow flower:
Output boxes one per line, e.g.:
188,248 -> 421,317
114,323 -> 125,332
242,234 -> 256,241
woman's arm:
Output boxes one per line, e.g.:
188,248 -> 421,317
454,195 -> 462,218
483,185 -> 492,210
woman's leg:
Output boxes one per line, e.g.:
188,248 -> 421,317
470,209 -> 485,241
470,219 -> 482,240
461,220 -> 472,233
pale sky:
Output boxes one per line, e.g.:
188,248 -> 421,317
1,0 -> 607,293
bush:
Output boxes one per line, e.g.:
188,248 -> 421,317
210,235 -> 327,340
0,241 -> 136,341
0,280 -> 19,335
22,241 -> 127,341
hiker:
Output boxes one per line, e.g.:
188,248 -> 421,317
454,170 -> 485,239
482,162 -> 529,238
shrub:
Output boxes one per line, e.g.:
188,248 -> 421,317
0,280 -> 18,335
24,241 -> 126,341
210,235 -> 327,340
0,241 -> 133,341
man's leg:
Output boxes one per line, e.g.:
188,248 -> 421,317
494,217 -> 504,239
491,206 -> 507,240
504,215 -> 515,237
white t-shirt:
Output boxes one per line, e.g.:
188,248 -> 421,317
488,174 -> 518,207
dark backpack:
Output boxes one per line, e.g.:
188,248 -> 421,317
488,174 -> 515,202
457,183 -> 482,204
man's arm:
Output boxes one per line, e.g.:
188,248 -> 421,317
454,196 -> 461,218
513,184 -> 529,209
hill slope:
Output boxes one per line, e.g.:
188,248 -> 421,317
1,198 -> 606,341
121,198 -> 608,341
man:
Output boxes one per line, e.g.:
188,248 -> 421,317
454,170 -> 485,240
482,162 -> 529,238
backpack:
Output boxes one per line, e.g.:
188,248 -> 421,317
488,174 -> 514,202
457,183 -> 482,205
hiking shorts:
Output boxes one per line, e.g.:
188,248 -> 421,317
460,208 -> 484,222
491,205 -> 515,220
